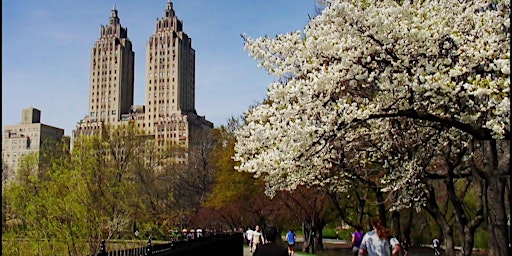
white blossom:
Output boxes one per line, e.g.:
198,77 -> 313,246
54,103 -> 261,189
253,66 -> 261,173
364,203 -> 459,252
234,0 -> 510,203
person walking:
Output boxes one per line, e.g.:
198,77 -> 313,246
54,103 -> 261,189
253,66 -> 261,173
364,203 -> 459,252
433,238 -> 441,256
286,228 -> 296,256
253,226 -> 288,256
251,225 -> 265,253
401,238 -> 409,256
359,216 -> 401,256
246,227 -> 254,249
351,224 -> 364,256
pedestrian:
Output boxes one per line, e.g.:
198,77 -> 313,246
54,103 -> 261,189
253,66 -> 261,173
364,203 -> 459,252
246,227 -> 254,248
181,229 -> 188,241
402,238 -> 409,256
251,225 -> 265,253
253,226 -> 288,256
359,216 -> 401,256
433,238 -> 441,256
286,228 -> 296,256
351,224 -> 364,256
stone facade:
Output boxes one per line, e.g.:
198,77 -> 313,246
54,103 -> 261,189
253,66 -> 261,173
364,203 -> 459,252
2,108 -> 65,182
74,1 -> 213,152
75,5 -> 135,138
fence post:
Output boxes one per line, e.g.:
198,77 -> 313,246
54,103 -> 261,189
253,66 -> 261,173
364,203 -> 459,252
146,236 -> 152,256
99,239 -> 106,256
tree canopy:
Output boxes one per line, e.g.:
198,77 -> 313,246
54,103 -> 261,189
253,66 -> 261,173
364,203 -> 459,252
234,0 -> 509,254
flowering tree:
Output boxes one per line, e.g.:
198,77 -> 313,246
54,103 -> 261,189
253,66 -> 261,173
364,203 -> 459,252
234,0 -> 510,255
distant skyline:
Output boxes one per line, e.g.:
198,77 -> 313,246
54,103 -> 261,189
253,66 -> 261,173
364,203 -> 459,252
2,0 -> 319,136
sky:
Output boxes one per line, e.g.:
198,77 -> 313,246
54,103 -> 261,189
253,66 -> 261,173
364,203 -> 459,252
2,0 -> 321,136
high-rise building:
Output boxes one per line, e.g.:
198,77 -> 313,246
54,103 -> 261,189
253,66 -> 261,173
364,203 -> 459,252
74,1 -> 213,152
2,107 -> 65,182
75,5 -> 135,137
144,1 -> 212,148
147,1 -> 196,116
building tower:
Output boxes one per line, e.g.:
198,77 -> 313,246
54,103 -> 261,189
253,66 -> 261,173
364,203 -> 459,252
146,0 -> 195,117
75,5 -> 135,137
144,1 -> 211,148
74,2 -> 212,155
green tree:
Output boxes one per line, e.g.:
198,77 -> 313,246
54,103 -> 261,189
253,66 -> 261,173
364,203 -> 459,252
3,146 -> 90,255
203,118 -> 272,230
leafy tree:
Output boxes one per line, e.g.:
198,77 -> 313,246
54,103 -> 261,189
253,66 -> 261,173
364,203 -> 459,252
2,124 -> 177,254
274,186 -> 333,254
203,118 -> 272,229
129,140 -> 183,238
3,145 -> 90,255
180,128 -> 216,211
235,0 -> 509,255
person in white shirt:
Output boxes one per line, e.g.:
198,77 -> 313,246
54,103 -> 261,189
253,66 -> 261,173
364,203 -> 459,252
246,227 -> 254,249
251,225 -> 265,253
360,216 -> 401,256
433,238 -> 441,255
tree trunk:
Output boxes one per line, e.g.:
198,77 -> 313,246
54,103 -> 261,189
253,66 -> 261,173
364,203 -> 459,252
509,156 -> 512,256
402,208 -> 414,250
356,186 -> 368,224
430,214 -> 456,256
507,140 -> 512,255
358,197 -> 366,224
424,184 -> 456,256
446,160 -> 485,256
390,210 -> 401,242
482,140 -> 510,256
460,228 -> 476,256
315,224 -> 324,252
301,220 -> 325,254
302,221 -> 314,253
487,174 -> 509,256
375,188 -> 387,226
455,189 -> 484,256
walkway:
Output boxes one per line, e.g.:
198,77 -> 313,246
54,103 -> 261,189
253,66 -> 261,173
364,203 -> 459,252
243,239 -> 488,256
243,246 -> 252,256
242,238 -> 348,256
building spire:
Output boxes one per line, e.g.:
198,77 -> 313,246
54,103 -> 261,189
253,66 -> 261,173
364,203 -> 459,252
165,0 -> 175,18
166,0 -> 173,11
110,3 -> 119,25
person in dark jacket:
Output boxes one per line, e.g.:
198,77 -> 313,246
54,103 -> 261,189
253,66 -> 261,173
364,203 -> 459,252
253,226 -> 288,256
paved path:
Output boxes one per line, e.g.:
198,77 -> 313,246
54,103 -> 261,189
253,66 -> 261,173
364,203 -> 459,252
243,239 -> 489,256
242,238 -> 348,256
243,246 -> 252,256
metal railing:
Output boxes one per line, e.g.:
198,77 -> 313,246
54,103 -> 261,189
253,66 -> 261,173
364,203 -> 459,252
93,232 -> 244,256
